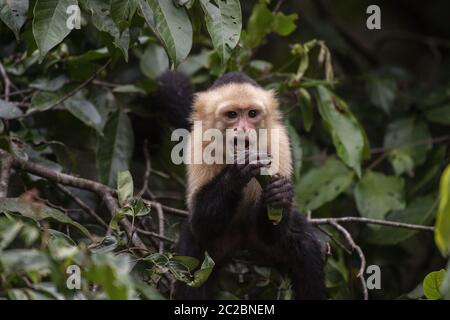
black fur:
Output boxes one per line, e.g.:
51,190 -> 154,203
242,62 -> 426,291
176,155 -> 326,300
155,71 -> 194,130
160,72 -> 326,299
210,71 -> 260,90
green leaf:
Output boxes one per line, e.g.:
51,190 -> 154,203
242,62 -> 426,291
86,253 -> 134,300
171,256 -> 200,271
425,104 -> 450,125
187,253 -> 215,288
139,43 -> 169,79
364,195 -> 436,245
0,198 -> 92,238
0,249 -> 49,275
32,0 -> 78,62
354,171 -> 406,220
0,99 -> 23,119
139,0 -> 193,66
296,158 -> 354,212
297,88 -> 313,132
423,269 -> 445,300
0,217 -> 23,250
272,12 -> 297,36
84,0 -> 130,61
97,110 -> 134,187
29,75 -> 68,91
111,0 -> 137,32
29,91 -> 60,112
384,118 -> 432,176
200,0 -> 242,64
63,95 -> 103,134
241,2 -> 273,49
317,86 -> 367,177
435,164 -> 450,257
366,76 -> 397,114
287,124 -> 302,182
0,0 -> 29,39
117,171 -> 133,206
90,235 -> 119,253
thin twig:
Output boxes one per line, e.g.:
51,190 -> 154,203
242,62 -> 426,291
137,141 -> 152,198
0,88 -> 33,99
142,199 -> 189,217
55,184 -> 109,229
136,228 -> 175,243
272,0 -> 284,13
154,202 -> 165,253
329,221 -> 368,300
0,61 -> 12,101
26,59 -> 111,116
310,217 -> 434,231
0,152 -> 13,197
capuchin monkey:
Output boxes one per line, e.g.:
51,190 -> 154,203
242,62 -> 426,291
155,71 -> 326,300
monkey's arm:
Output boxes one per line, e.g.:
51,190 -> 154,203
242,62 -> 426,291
190,155 -> 269,245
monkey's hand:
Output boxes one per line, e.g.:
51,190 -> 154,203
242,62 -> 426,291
262,175 -> 293,211
227,150 -> 271,187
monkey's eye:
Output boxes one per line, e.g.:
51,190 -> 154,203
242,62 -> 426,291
226,111 -> 238,119
248,110 -> 258,118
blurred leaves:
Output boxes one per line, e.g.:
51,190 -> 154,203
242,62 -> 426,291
435,164 -> 450,257
354,171 -> 405,220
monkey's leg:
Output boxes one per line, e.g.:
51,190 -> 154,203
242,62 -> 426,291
267,213 -> 326,300
176,223 -> 218,300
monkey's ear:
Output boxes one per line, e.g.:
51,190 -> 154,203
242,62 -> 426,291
192,91 -> 213,120
265,89 -> 280,111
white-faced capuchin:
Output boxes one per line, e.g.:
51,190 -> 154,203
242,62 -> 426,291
155,71 -> 326,300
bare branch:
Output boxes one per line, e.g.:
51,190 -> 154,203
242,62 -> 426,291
154,202 -> 165,253
310,217 -> 434,231
0,61 -> 12,101
329,221 -> 368,300
0,152 -> 13,197
136,228 -> 175,243
137,141 -> 152,198
143,199 -> 188,217
0,149 -> 148,252
55,184 -> 109,229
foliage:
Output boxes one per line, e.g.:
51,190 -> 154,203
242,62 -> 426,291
1,0 -> 450,300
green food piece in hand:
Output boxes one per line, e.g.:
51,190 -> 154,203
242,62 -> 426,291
256,175 -> 283,225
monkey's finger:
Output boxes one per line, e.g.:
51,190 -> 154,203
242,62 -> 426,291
264,190 -> 293,204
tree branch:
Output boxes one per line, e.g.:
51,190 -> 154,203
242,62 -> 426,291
0,61 -> 14,101
329,221 -> 368,300
0,152 -> 13,197
0,149 -> 148,252
310,217 -> 434,231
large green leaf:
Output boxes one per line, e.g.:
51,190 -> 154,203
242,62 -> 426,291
97,110 -> 134,187
364,195 -> 436,245
435,164 -> 450,257
384,117 -> 431,176
366,76 -> 397,114
117,170 -> 133,206
83,0 -> 130,61
139,43 -> 169,79
317,86 -> 367,177
0,99 -> 23,119
111,0 -> 137,32
0,198 -> 91,238
0,0 -> 29,39
32,0 -> 78,62
425,104 -> 450,125
200,0 -> 241,64
138,0 -> 192,65
296,158 -> 354,212
423,269 -> 445,300
287,124 -> 303,182
63,95 -> 103,134
354,171 -> 406,220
